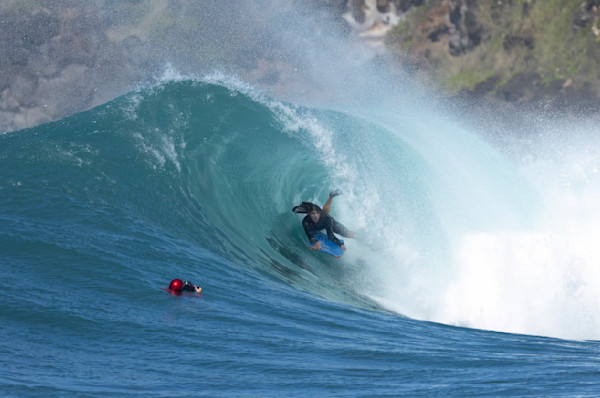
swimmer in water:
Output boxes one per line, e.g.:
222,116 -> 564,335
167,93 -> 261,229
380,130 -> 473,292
168,279 -> 202,294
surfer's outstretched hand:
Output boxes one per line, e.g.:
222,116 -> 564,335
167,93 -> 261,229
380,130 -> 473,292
329,189 -> 342,198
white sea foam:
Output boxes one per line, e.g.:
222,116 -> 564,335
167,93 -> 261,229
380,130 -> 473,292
366,118 -> 600,340
437,126 -> 600,340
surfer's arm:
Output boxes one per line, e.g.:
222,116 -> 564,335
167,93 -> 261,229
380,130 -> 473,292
182,281 -> 202,294
323,190 -> 341,215
302,216 -> 318,245
322,196 -> 333,215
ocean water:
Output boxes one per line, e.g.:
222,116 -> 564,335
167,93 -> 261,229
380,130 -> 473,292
2,75 -> 600,397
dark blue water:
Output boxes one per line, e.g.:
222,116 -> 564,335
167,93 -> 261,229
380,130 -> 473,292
2,77 -> 600,397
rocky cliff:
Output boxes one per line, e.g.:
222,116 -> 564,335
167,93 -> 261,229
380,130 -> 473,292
0,1 -> 167,132
348,0 -> 600,112
1,1 -> 598,133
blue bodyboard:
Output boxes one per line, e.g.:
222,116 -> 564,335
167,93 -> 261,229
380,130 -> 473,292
311,231 -> 344,258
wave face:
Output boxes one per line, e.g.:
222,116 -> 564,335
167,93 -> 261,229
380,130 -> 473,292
2,77 -> 600,396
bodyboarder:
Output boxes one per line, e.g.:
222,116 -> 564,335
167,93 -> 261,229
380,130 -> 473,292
292,190 -> 354,252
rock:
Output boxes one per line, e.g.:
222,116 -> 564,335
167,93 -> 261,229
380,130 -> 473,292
22,12 -> 61,47
1,46 -> 29,68
0,111 -> 14,132
26,43 -> 61,78
348,0 -> 367,24
418,1 -> 452,42
471,75 -> 500,96
502,34 -> 534,51
495,72 -> 541,102
448,0 -> 483,55
0,88 -> 20,111
34,64 -> 92,116
573,1 -> 597,33
393,0 -> 424,14
9,75 -> 37,106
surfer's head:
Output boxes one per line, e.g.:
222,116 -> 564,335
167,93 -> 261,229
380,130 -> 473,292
169,279 -> 184,292
309,204 -> 322,223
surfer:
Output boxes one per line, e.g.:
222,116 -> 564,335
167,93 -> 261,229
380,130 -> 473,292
168,279 -> 202,294
293,190 -> 354,251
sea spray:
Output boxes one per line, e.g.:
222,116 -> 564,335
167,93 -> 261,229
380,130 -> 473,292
437,121 -> 600,339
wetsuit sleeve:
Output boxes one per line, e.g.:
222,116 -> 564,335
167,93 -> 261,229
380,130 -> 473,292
332,219 -> 350,237
302,216 -> 317,245
324,216 -> 343,247
182,281 -> 196,292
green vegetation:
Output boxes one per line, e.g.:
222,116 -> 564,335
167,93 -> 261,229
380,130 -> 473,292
446,70 -> 495,92
385,0 -> 600,97
385,20 -> 413,51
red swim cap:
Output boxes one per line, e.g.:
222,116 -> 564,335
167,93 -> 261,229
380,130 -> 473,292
169,279 -> 183,292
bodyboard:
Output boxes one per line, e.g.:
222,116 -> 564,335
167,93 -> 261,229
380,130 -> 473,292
311,231 -> 344,258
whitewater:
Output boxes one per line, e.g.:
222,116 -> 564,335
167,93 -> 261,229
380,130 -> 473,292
3,1 -> 600,396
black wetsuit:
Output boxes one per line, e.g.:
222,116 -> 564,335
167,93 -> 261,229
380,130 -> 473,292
182,281 -> 197,292
302,214 -> 349,247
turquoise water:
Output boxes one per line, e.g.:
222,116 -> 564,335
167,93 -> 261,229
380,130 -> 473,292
2,77 -> 600,396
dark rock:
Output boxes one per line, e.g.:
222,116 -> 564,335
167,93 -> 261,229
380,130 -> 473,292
448,0 -> 483,56
572,0 -> 597,33
429,25 -> 450,42
377,0 -> 390,13
1,11 -> 60,51
472,75 -> 500,95
2,46 -> 30,68
502,34 -> 534,51
348,0 -> 366,23
449,3 -> 462,25
25,12 -> 61,46
544,79 -> 567,97
495,72 -> 541,102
